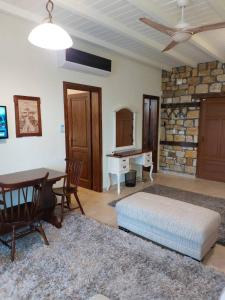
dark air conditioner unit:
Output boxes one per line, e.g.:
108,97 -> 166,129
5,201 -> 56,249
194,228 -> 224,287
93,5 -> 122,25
58,48 -> 112,76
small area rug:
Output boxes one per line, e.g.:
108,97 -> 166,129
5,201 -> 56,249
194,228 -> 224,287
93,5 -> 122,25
0,214 -> 225,300
109,184 -> 225,245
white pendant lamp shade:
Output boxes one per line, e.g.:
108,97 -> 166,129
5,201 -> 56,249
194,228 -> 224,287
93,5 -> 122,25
28,22 -> 73,50
28,0 -> 73,50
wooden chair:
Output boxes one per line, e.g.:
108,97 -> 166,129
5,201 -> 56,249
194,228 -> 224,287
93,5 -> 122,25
53,159 -> 85,222
0,173 -> 49,261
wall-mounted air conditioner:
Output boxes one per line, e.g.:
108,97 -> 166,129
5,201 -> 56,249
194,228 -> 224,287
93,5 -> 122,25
57,48 -> 112,76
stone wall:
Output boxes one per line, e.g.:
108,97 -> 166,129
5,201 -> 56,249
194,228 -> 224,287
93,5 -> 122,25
160,61 -> 225,175
160,145 -> 197,174
160,100 -> 199,174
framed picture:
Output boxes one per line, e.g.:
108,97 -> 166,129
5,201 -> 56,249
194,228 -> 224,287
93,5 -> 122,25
14,95 -> 42,137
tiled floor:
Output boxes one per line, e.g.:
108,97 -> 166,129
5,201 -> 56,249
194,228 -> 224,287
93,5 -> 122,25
75,172 -> 225,273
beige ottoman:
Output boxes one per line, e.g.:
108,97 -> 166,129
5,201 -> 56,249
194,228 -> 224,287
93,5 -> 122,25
88,295 -> 110,300
116,192 -> 221,260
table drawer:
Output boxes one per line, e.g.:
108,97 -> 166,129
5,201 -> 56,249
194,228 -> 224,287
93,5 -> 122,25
119,158 -> 129,172
120,164 -> 129,172
143,152 -> 152,166
144,152 -> 152,159
144,158 -> 152,167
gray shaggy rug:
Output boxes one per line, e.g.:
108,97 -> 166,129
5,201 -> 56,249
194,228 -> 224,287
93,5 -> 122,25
0,214 -> 225,300
109,184 -> 225,245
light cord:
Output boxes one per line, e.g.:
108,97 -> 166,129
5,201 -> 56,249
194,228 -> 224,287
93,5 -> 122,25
46,0 -> 54,23
181,6 -> 184,23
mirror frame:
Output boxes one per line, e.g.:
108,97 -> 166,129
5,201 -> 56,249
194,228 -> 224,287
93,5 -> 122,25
113,107 -> 136,151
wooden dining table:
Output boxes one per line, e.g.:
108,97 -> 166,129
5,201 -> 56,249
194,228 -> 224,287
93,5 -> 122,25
0,168 -> 67,233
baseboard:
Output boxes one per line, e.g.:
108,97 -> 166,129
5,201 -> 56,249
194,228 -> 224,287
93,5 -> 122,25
159,169 -> 196,179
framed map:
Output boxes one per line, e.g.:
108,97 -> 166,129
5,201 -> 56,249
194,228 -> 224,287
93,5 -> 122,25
14,95 -> 42,137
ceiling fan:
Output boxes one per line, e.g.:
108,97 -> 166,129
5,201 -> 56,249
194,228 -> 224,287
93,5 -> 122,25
140,0 -> 225,52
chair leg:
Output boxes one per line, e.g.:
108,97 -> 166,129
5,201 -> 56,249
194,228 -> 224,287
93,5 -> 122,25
36,223 -> 49,246
66,195 -> 72,209
11,226 -> 16,262
61,196 -> 65,222
74,192 -> 85,215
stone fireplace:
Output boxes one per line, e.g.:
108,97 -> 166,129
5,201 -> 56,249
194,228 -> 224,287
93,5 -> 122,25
160,61 -> 225,175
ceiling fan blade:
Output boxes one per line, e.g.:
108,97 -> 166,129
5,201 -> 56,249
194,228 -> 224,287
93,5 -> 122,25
140,17 -> 176,36
192,21 -> 225,34
162,40 -> 178,52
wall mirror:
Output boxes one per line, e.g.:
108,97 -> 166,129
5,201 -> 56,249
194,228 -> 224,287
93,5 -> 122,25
113,107 -> 136,151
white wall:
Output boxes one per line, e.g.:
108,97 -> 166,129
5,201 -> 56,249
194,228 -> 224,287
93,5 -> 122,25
0,12 -> 161,189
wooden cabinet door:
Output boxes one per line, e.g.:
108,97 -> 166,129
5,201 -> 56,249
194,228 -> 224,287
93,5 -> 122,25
197,98 -> 225,182
67,93 -> 92,189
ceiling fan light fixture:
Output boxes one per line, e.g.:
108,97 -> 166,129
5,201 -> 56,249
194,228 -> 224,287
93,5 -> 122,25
177,0 -> 189,8
175,20 -> 190,29
172,31 -> 192,42
28,0 -> 73,50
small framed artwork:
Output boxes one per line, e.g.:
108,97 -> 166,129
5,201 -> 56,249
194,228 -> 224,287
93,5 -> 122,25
14,95 -> 42,137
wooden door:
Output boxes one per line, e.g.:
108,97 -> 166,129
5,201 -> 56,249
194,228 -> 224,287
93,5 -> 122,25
64,82 -> 102,192
197,97 -> 225,182
67,93 -> 92,189
91,91 -> 102,191
142,95 -> 159,172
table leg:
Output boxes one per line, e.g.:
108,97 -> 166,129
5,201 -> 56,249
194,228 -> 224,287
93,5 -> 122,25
43,213 -> 62,228
141,165 -> 144,182
149,164 -> 153,182
117,174 -> 121,195
41,181 -> 62,228
107,173 -> 111,191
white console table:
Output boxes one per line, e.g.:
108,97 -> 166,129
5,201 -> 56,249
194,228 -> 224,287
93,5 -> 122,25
107,149 -> 153,194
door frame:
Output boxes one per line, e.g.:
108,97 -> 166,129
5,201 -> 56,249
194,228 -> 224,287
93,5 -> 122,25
63,81 -> 103,192
142,94 -> 160,172
196,92 -> 225,178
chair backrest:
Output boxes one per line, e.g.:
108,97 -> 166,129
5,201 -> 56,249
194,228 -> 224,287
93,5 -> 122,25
0,173 -> 48,224
65,158 -> 83,189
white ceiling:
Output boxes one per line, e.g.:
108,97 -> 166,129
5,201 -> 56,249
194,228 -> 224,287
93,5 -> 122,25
1,0 -> 225,70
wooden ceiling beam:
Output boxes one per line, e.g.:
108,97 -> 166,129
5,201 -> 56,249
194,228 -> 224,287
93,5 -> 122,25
192,35 -> 225,63
66,27 -> 171,70
207,0 -> 225,20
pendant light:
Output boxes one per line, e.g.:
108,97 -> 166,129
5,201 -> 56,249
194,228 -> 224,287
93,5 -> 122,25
28,0 -> 73,50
